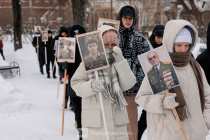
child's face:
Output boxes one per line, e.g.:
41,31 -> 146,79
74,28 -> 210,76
155,36 -> 163,45
122,16 -> 133,29
174,42 -> 190,53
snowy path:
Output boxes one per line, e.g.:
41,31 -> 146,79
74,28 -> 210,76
0,37 -> 78,140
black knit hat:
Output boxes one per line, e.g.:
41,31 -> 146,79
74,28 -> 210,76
69,25 -> 86,37
48,30 -> 52,34
152,25 -> 165,37
59,26 -> 69,37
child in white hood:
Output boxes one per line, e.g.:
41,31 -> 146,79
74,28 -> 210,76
135,19 -> 210,140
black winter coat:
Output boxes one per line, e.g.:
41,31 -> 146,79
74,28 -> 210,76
196,22 -> 210,85
32,36 -> 46,65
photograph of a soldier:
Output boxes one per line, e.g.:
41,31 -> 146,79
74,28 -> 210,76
41,30 -> 48,42
57,37 -> 76,63
76,31 -> 109,72
34,26 -> 42,33
97,18 -> 120,30
138,46 -> 179,94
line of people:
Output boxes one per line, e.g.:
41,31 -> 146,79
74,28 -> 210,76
32,30 -> 56,78
71,5 -> 210,140
32,5 -> 210,140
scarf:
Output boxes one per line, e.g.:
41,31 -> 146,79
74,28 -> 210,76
87,53 -> 127,110
170,52 -> 205,121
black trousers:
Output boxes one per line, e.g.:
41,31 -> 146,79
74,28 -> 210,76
138,110 -> 147,140
68,84 -> 82,139
0,48 -> 5,60
46,57 -> 56,77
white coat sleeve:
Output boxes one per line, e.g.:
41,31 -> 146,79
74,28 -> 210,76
70,63 -> 97,99
202,70 -> 210,130
135,77 -> 165,114
114,59 -> 136,91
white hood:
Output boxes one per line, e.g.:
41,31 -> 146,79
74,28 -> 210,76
162,19 -> 198,53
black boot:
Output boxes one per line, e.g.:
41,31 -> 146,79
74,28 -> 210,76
40,69 -> 44,75
53,75 -> 57,79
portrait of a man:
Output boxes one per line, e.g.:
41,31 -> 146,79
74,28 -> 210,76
146,50 -> 179,94
41,31 -> 48,42
57,37 -> 76,63
97,18 -> 120,30
76,31 -> 109,72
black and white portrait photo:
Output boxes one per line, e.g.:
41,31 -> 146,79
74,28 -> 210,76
34,26 -> 42,33
57,37 -> 76,63
97,18 -> 120,30
41,31 -> 48,42
138,46 -> 179,94
76,31 -> 109,72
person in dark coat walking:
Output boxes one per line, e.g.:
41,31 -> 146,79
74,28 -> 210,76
67,24 -> 86,140
197,22 -> 210,85
56,27 -> 69,82
0,36 -> 5,60
54,26 -> 70,109
117,5 -> 150,140
32,32 -> 46,74
45,30 -> 56,78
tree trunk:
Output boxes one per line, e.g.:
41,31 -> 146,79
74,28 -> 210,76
12,0 -> 22,51
71,0 -> 86,27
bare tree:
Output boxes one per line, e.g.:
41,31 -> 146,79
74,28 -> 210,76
176,0 -> 210,37
71,0 -> 87,27
12,0 -> 22,51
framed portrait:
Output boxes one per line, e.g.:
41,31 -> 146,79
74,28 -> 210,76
54,39 -> 59,58
76,31 -> 109,72
57,37 -> 76,63
138,46 -> 179,94
41,31 -> 48,42
97,18 -> 120,30
34,26 -> 42,33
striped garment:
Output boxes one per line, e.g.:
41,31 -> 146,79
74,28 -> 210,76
87,64 -> 127,110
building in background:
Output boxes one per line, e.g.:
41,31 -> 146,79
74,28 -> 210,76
0,0 -> 73,32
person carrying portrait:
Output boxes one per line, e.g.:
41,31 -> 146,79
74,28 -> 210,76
83,37 -> 107,70
71,25 -> 136,140
66,24 -> 86,140
32,31 -> 45,75
45,30 -> 56,78
135,19 -> 210,140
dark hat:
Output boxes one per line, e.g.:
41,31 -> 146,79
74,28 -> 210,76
59,26 -> 69,36
119,5 -> 135,18
152,25 -> 165,37
48,30 -> 52,34
69,25 -> 86,37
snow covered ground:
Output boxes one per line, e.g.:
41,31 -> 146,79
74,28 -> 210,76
0,35 -> 209,140
0,35 -> 78,140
